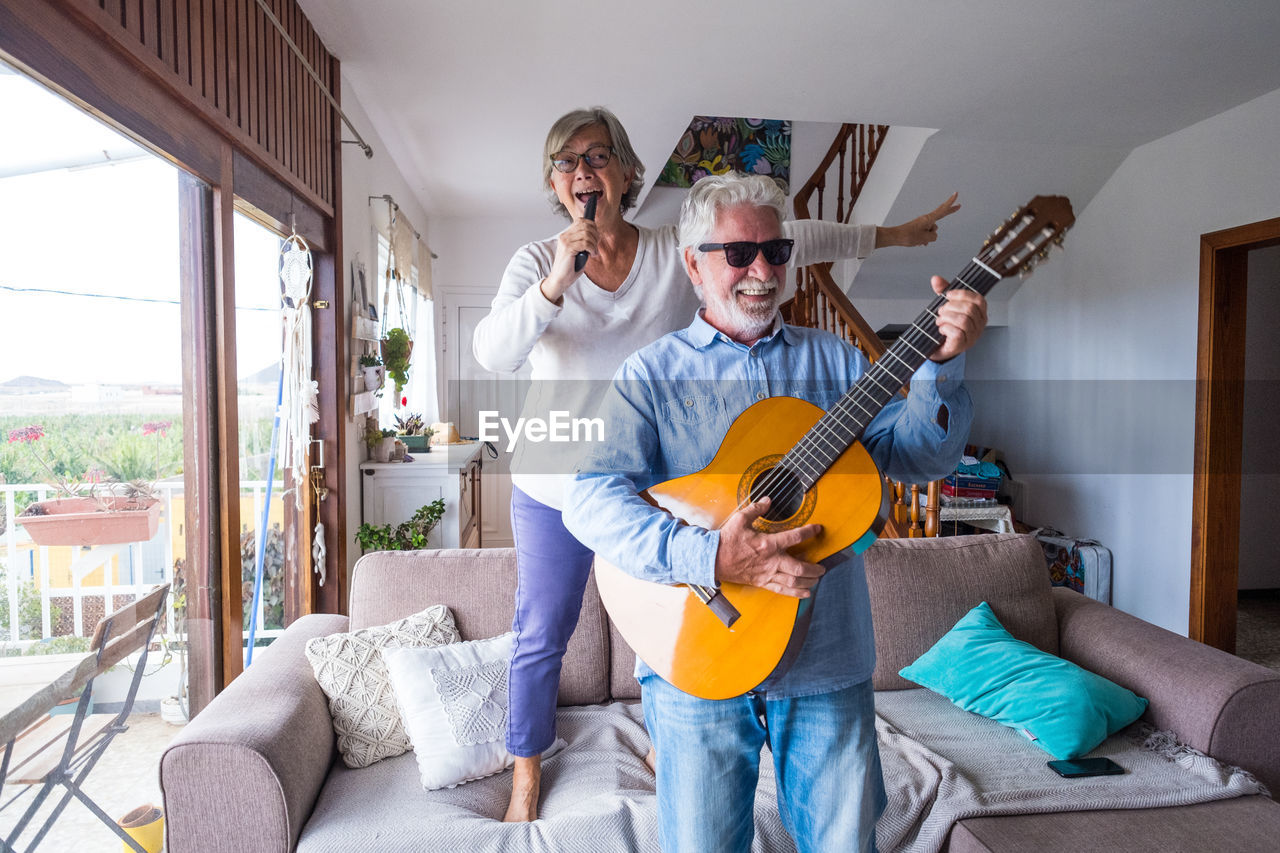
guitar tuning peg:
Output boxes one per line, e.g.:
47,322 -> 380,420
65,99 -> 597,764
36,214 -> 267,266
1019,266 -> 1035,281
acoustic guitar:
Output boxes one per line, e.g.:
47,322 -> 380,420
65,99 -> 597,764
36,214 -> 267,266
594,195 -> 1076,700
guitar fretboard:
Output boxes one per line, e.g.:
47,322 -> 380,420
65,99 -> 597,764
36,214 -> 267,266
782,259 -> 1002,488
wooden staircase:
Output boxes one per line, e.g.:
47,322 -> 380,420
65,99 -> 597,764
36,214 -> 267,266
782,123 -> 942,538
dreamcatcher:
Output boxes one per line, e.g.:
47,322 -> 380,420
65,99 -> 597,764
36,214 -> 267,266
279,228 -> 320,505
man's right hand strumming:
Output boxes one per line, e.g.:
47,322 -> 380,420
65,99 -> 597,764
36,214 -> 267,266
713,498 -> 826,598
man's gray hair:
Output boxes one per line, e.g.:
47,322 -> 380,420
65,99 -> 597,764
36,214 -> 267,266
678,172 -> 787,257
543,106 -> 645,218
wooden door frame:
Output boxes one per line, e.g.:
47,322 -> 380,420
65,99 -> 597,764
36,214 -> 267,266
1190,216 -> 1280,651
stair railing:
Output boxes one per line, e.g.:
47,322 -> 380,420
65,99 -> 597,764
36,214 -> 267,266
784,123 -> 941,538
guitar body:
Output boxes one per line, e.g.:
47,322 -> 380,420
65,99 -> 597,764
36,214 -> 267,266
594,395 -> 889,700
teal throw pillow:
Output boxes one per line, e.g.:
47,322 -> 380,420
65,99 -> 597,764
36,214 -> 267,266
898,601 -> 1148,759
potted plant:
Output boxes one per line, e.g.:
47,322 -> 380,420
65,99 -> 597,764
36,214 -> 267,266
363,425 -> 398,463
358,353 -> 384,393
354,499 -> 446,552
8,424 -> 165,547
380,327 -> 413,399
393,412 -> 435,452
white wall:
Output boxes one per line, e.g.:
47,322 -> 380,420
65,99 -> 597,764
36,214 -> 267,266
966,86 -> 1280,633
339,78 -> 432,579
1239,244 -> 1280,590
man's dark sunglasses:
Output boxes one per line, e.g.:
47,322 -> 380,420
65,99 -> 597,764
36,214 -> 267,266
697,239 -> 795,267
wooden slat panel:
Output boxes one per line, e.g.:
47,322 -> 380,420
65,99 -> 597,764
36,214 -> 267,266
124,0 -> 142,41
173,0 -> 189,85
236,0 -> 249,138
47,0 -> 336,208
102,0 -> 123,27
266,0 -> 279,167
199,0 -> 215,102
89,584 -> 168,650
279,0 -> 293,175
243,0 -> 257,144
140,0 -> 158,54
158,0 -> 174,70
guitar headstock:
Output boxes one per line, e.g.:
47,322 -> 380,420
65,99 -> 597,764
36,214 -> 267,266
979,195 -> 1075,280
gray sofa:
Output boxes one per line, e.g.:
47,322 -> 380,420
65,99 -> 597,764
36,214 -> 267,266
160,535 -> 1280,852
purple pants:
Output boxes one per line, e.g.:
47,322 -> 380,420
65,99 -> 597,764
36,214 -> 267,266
506,486 -> 595,757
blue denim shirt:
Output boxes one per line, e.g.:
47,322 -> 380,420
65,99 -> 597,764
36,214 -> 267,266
563,312 -> 972,698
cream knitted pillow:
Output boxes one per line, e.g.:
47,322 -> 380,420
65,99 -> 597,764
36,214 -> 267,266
305,605 -> 460,768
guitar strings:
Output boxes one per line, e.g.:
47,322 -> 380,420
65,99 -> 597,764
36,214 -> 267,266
715,258 -> 996,536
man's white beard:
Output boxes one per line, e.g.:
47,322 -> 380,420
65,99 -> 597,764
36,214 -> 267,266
697,276 -> 779,341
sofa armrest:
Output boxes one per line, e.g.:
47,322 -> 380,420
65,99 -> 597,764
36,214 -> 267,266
1053,588 -> 1280,796
160,613 -> 349,853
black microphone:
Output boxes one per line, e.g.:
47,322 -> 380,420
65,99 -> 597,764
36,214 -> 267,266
574,193 -> 598,273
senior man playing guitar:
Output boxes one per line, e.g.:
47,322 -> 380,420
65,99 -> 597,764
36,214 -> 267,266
562,171 -> 988,853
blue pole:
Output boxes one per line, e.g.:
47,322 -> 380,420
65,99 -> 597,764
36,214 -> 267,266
246,362 -> 284,666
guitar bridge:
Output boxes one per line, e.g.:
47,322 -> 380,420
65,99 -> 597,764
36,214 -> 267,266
692,584 -> 740,629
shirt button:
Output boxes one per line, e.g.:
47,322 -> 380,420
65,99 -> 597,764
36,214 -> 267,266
685,398 -> 694,407
756,392 -> 767,400
751,350 -> 760,358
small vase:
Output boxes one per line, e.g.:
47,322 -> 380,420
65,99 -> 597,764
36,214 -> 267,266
373,436 -> 396,463
362,365 -> 384,392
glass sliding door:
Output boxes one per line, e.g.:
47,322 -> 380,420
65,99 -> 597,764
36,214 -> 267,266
0,60 -> 200,718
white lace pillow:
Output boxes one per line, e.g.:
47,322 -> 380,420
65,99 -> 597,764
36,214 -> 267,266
305,605 -> 460,769
383,632 -> 543,790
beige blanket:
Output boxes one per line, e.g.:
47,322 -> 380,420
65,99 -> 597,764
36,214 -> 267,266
874,688 -> 1267,853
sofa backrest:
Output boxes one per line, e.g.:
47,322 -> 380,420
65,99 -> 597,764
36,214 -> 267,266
864,533 -> 1058,690
348,534 -> 1056,703
349,548 -> 613,706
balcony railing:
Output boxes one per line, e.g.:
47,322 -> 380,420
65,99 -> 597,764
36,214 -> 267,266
0,480 -> 283,649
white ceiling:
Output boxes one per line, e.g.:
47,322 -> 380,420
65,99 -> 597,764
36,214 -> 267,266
312,2 -> 1280,297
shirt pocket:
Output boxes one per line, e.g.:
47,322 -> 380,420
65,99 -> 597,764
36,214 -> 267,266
659,393 -> 727,472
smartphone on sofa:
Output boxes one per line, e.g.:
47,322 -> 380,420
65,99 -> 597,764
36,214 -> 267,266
1047,757 -> 1125,778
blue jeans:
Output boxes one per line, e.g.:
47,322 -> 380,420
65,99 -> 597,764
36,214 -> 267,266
506,487 -> 595,757
641,675 -> 885,853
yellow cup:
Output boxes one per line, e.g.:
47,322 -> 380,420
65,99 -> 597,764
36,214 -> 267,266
117,804 -> 164,853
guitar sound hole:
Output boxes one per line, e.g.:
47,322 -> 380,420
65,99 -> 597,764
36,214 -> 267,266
748,466 -> 806,522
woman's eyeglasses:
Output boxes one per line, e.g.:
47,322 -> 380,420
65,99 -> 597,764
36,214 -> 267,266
550,146 -> 615,173
697,239 -> 795,267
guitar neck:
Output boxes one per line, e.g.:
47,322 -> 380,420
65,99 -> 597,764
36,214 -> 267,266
783,258 -> 1003,488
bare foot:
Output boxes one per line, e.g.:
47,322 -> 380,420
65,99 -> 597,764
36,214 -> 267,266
644,746 -> 656,774
503,755 -> 541,822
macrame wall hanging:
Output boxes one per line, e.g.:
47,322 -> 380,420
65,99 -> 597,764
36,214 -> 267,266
279,227 -> 320,507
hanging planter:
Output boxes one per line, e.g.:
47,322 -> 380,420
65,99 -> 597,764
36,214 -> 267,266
380,327 -> 413,398
18,496 -> 162,547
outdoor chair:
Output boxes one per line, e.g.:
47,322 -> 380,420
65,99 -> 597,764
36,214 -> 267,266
0,583 -> 170,852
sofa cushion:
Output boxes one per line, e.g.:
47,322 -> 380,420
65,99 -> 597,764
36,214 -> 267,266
350,549 -> 612,706
899,601 -> 1148,759
304,605 -> 460,768
865,533 -> 1057,690
384,632 -> 553,790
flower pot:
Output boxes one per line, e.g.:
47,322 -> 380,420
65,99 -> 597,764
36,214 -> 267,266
117,804 -> 165,853
372,436 -> 397,463
400,434 -> 430,452
160,695 -> 188,726
17,497 -> 161,547
361,364 -> 384,392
